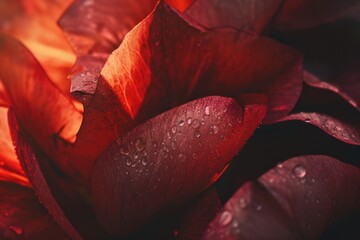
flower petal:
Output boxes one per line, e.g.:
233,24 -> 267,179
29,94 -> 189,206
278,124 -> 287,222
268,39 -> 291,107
281,112 -> 360,146
172,0 -> 281,33
0,181 -> 69,239
0,107 -> 29,187
274,0 -> 360,30
304,71 -> 360,112
0,0 -> 75,92
100,2 -> 302,125
91,95 -> 267,235
59,0 -> 158,99
205,155 -> 360,239
0,35 -> 88,182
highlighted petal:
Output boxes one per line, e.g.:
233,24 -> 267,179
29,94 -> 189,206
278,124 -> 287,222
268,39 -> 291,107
91,96 -> 266,235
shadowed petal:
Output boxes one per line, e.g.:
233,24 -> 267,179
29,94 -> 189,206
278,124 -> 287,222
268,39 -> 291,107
0,181 -> 69,239
205,155 -> 360,239
91,95 -> 267,235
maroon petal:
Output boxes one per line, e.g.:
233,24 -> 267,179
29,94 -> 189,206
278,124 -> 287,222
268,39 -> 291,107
274,0 -> 360,30
177,187 -> 222,240
91,95 -> 267,235
204,155 -> 360,239
0,181 -> 69,239
280,112 -> 360,146
99,2 -> 302,125
174,0 -> 281,33
304,71 -> 359,111
59,0 -> 158,99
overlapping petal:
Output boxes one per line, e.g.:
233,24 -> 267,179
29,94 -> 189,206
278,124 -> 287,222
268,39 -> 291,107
0,0 -> 75,92
205,155 -> 360,239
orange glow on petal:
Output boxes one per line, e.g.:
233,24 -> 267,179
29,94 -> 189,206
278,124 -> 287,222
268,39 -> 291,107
0,0 -> 76,93
0,107 -> 30,187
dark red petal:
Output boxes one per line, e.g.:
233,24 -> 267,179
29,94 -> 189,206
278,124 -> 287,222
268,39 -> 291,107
0,0 -> 75,93
204,155 -> 360,239
177,187 -> 221,240
280,112 -> 360,146
59,0 -> 158,99
174,0 -> 281,33
91,95 -> 267,235
0,181 -> 69,239
100,2 -> 302,125
0,107 -> 29,187
304,71 -> 359,111
274,0 -> 360,30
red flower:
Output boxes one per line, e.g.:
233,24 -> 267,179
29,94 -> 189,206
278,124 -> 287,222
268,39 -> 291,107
0,0 -> 359,239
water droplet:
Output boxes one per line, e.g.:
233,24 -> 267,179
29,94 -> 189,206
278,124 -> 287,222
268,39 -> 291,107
135,138 -> 145,152
167,131 -> 171,139
171,141 -> 177,150
239,198 -> 247,209
304,118 -> 311,123
293,165 -> 306,178
178,154 -> 186,162
316,199 -> 320,204
195,131 -> 201,138
311,178 -> 316,183
152,142 -> 158,148
205,106 -> 210,115
191,119 -> 200,128
219,210 -> 233,227
187,117 -> 192,125
120,144 -> 130,155
125,158 -> 132,166
9,226 -> 23,235
162,150 -> 168,158
155,41 -> 160,46
210,125 -> 219,134
133,153 -> 139,159
141,158 -> 148,166
178,120 -> 185,126
277,163 -> 283,168
256,205 -> 262,211
3,212 -> 9,217
171,125 -> 177,134
131,163 -> 136,167
192,153 -> 198,159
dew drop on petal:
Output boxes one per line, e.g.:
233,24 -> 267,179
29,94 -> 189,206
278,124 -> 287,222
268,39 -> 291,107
9,226 -> 23,236
141,158 -> 148,166
135,138 -> 145,152
191,119 -> 200,128
293,164 -> 306,178
205,106 -> 210,115
219,210 -> 233,227
187,117 -> 192,125
256,204 -> 262,211
125,158 -> 131,166
120,144 -> 131,156
171,125 -> 177,134
195,131 -> 201,138
178,154 -> 186,162
178,120 -> 185,126
210,125 -> 219,134
239,198 -> 247,209
192,153 -> 198,159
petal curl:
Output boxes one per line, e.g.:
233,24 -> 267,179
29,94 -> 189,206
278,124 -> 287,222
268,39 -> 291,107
91,96 -> 266,235
205,155 -> 360,239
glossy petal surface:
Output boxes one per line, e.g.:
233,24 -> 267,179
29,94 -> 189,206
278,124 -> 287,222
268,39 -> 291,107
91,96 -> 266,235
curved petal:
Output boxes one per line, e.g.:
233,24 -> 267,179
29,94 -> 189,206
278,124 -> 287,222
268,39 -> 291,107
274,0 -> 360,30
91,95 -> 267,235
205,155 -> 360,239
172,0 -> 281,34
304,71 -> 359,112
59,0 -> 158,99
0,35 -> 86,182
0,0 -> 75,92
0,107 -> 29,187
0,181 -> 69,239
281,112 -> 360,146
99,2 -> 302,125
